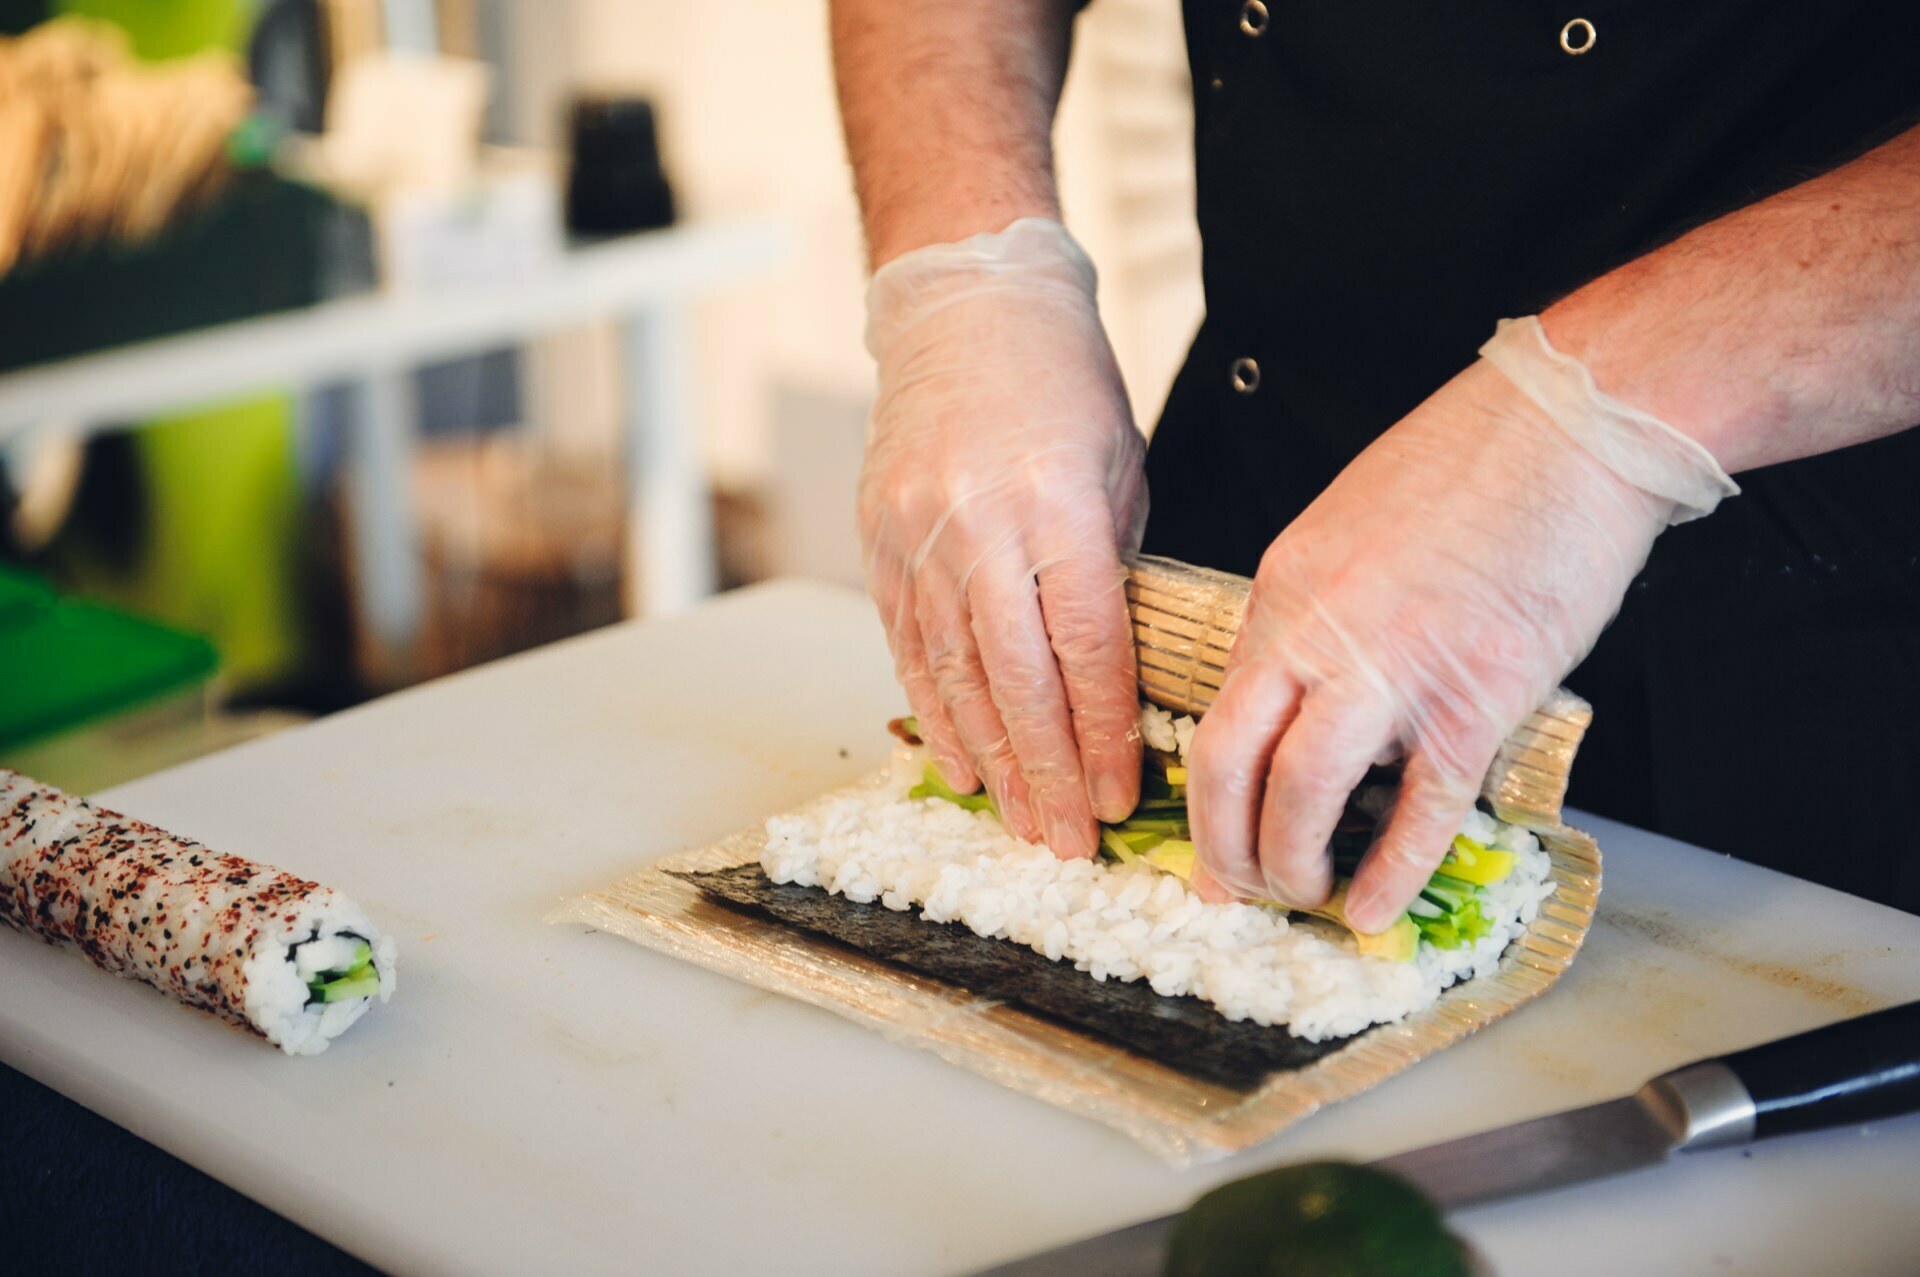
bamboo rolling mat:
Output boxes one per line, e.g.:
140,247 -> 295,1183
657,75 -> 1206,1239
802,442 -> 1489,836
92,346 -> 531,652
559,557 -> 1603,1163
557,782 -> 1600,1166
1125,556 -> 1591,829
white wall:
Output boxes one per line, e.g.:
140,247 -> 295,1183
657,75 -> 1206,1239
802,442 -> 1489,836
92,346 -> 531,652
564,1 -> 870,490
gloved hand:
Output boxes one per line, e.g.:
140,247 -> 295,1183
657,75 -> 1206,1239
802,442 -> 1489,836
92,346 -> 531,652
859,218 -> 1149,857
1188,316 -> 1739,930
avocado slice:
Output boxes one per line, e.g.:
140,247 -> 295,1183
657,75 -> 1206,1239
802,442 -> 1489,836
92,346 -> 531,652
1143,838 -> 1196,878
1165,1161 -> 1472,1277
1301,887 -> 1421,963
1441,835 -> 1515,886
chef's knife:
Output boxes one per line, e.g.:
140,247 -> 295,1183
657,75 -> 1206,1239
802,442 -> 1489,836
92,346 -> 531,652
974,1001 -> 1920,1276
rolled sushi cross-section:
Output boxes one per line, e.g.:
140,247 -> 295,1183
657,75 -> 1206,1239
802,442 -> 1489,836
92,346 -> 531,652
0,769 -> 396,1056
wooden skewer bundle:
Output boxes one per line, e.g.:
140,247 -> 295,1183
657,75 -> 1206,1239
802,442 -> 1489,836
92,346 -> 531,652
1125,555 -> 1592,827
0,18 -> 254,277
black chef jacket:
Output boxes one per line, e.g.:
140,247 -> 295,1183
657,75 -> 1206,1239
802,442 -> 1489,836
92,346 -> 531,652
1136,2 -> 1920,910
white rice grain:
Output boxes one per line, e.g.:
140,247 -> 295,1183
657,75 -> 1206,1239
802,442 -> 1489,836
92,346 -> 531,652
1138,705 -> 1197,763
761,755 -> 1556,1041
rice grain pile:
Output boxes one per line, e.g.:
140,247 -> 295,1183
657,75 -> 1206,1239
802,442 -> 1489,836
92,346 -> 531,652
762,750 -> 1555,1042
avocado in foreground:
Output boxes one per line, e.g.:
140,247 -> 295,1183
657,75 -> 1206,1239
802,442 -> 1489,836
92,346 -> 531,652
1165,1161 -> 1472,1277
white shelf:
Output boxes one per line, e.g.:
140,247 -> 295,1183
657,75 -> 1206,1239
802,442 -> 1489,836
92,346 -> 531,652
0,215 -> 792,436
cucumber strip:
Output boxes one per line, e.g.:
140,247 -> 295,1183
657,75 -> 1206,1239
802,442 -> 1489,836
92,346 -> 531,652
909,764 -> 996,813
1114,817 -> 1191,836
316,971 -> 381,1003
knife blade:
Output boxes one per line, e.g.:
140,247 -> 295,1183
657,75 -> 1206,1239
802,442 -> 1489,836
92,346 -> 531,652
973,1000 -> 1920,1276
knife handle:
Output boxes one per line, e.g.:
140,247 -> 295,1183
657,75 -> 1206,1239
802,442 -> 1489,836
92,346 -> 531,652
1718,1001 -> 1920,1140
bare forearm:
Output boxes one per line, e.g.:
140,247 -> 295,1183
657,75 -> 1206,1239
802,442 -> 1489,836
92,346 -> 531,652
831,0 -> 1078,267
1546,125 -> 1920,473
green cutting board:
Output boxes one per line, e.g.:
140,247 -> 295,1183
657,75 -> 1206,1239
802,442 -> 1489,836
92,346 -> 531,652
0,567 -> 217,749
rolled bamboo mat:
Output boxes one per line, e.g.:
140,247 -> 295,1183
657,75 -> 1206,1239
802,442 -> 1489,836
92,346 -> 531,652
1126,556 -> 1592,828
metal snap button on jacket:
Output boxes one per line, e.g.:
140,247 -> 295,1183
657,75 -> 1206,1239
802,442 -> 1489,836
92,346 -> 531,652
1560,18 -> 1596,54
1230,357 -> 1261,394
1240,0 -> 1269,38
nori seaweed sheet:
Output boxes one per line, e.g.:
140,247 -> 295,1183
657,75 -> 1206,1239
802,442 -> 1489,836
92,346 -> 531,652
675,864 -> 1365,1092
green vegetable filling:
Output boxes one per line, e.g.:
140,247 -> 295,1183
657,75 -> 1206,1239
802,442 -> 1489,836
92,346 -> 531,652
907,766 -> 996,813
305,941 -> 378,1005
903,743 -> 1518,962
313,971 -> 382,1004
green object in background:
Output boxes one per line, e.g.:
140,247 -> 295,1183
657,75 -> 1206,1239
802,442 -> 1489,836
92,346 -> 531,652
42,0 -> 310,696
0,566 -> 217,751
0,569 -> 53,622
55,0 -> 246,58
64,398 -> 309,693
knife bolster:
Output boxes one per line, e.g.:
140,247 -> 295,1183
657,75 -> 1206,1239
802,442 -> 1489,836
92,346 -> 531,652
1639,1062 -> 1757,1152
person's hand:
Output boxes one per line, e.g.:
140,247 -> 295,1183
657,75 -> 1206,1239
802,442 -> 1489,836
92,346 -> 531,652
859,218 -> 1148,857
1188,317 -> 1738,930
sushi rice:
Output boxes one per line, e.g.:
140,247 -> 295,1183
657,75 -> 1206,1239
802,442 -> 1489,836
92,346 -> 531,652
762,719 -> 1555,1042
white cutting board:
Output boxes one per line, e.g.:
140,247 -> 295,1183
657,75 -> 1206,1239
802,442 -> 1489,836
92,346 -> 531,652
4,580 -> 1919,1276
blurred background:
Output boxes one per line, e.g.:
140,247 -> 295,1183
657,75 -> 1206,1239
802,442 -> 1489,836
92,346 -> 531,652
0,0 -> 1202,792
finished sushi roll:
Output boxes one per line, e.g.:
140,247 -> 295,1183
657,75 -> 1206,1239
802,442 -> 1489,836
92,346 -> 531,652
1,769 -> 396,1055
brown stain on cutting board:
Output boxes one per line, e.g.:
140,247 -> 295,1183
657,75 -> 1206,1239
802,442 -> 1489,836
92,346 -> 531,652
729,987 -> 781,1017
1598,906 -> 1878,1016
1724,953 -> 1877,1016
1595,962 -> 1713,1050
1506,1038 -> 1609,1094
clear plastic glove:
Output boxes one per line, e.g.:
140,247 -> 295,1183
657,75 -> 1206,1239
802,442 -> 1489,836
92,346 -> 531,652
1189,316 -> 1738,931
859,218 -> 1149,857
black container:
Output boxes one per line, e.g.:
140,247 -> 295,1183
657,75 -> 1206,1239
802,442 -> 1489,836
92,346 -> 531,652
0,172 -> 372,373
565,93 -> 676,235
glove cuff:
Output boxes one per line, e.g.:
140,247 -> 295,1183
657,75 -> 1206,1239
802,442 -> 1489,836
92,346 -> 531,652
864,218 -> 1100,359
1481,316 -> 1740,525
